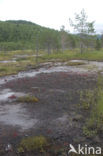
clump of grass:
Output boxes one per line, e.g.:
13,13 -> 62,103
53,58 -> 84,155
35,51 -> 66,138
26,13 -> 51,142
82,74 -> 103,137
79,89 -> 95,110
17,95 -> 39,103
66,61 -> 85,66
83,126 -> 97,137
18,136 -> 48,153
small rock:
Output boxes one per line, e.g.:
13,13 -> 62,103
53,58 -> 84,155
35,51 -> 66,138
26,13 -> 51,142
5,144 -> 12,152
72,114 -> 82,122
24,134 -> 29,137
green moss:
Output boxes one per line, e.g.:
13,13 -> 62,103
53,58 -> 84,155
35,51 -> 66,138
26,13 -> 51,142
17,95 -> 39,103
18,136 -> 48,152
66,61 -> 85,66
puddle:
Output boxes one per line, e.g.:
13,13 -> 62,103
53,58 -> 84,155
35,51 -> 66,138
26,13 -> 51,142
32,54 -> 43,57
88,61 -> 103,70
14,54 -> 43,58
0,104 -> 38,130
69,60 -> 88,63
0,89 -> 37,130
0,60 -> 16,63
69,60 -> 103,70
14,54 -> 29,58
0,89 -> 26,101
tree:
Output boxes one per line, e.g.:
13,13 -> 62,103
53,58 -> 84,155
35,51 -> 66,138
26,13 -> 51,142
69,9 -> 95,53
68,34 -> 76,49
60,25 -> 68,51
95,38 -> 101,51
41,29 -> 60,55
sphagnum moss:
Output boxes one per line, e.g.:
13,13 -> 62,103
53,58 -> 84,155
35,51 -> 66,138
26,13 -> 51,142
18,136 -> 48,153
17,95 -> 39,103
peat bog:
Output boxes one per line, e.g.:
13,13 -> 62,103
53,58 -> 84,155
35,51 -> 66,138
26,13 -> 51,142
0,64 -> 101,155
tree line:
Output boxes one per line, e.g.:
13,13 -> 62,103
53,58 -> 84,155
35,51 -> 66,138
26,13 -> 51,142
0,17 -> 102,52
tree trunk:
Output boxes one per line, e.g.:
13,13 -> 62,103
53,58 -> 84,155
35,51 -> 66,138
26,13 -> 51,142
47,44 -> 51,55
80,42 -> 83,54
35,36 -> 39,65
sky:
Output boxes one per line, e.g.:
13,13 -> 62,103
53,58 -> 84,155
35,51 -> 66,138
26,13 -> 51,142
0,0 -> 103,33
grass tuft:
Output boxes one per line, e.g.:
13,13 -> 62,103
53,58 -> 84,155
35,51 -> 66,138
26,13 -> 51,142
66,61 -> 85,66
17,95 -> 39,103
18,136 -> 48,153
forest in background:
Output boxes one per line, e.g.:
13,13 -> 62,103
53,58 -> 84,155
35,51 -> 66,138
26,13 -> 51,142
0,20 -> 100,52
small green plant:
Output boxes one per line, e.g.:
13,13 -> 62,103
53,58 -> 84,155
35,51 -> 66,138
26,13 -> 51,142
17,95 -> 39,103
18,136 -> 48,153
83,126 -> 97,137
17,147 -> 24,153
80,89 -> 95,110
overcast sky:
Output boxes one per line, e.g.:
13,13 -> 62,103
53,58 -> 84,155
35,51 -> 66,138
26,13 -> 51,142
0,0 -> 103,33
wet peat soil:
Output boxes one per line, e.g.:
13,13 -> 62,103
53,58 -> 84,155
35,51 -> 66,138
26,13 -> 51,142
0,70 -> 102,155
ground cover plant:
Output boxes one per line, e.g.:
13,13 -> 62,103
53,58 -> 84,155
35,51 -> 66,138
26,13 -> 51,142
17,95 -> 39,103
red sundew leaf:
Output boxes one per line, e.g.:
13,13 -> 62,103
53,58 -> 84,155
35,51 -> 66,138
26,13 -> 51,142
8,95 -> 17,99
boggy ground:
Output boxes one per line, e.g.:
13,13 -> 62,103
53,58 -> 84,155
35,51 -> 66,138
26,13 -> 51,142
0,66 -> 102,155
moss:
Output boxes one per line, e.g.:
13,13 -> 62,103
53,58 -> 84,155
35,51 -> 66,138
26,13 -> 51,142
18,136 -> 48,152
17,95 -> 39,103
66,61 -> 85,66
